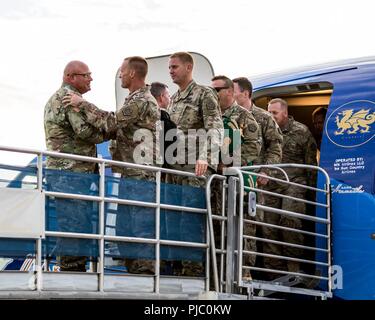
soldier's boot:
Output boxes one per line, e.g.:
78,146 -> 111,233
59,256 -> 86,272
172,260 -> 183,276
181,261 -> 204,277
160,260 -> 174,275
126,259 -> 155,275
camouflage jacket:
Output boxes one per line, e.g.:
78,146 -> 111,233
44,83 -> 106,173
111,85 -> 161,175
222,101 -> 261,167
280,117 -> 318,185
168,80 -> 223,171
76,101 -> 117,140
251,104 -> 283,171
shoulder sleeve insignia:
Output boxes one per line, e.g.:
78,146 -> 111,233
123,106 -> 133,116
247,123 -> 258,133
205,97 -> 217,111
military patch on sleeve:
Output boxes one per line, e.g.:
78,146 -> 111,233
122,105 -> 133,117
247,123 -> 258,133
205,98 -> 217,111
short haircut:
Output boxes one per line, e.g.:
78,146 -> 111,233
170,52 -> 194,66
150,82 -> 168,99
269,98 -> 288,110
211,75 -> 234,89
232,77 -> 253,96
125,56 -> 148,78
312,106 -> 327,119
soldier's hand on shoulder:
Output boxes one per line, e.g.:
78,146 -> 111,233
62,93 -> 83,112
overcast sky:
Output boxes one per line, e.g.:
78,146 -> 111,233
1,0 -> 375,166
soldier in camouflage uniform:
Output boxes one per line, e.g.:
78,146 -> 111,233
63,57 -> 160,274
233,77 -> 283,279
62,96 -> 116,138
44,60 -> 113,271
167,52 -> 223,276
211,75 -> 261,282
211,75 -> 261,168
266,98 -> 317,274
113,56 -> 161,274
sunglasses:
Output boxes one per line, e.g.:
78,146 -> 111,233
214,86 -> 229,93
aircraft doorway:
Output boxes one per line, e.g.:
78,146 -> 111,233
252,81 -> 333,163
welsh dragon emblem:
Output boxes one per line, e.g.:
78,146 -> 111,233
334,108 -> 375,135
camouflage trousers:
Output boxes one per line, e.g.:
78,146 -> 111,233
116,169 -> 156,275
58,256 -> 87,272
260,183 -> 305,275
46,171 -> 98,272
164,165 -> 213,277
210,177 -> 261,280
242,196 -> 264,278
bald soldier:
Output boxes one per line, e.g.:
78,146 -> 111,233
266,98 -> 317,275
44,60 -> 114,272
62,57 -> 161,275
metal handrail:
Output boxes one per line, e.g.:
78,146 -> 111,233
0,145 -> 333,299
226,164 -> 328,193
244,266 -> 329,281
243,250 -> 330,266
244,219 -> 329,239
235,164 -> 290,183
242,235 -> 329,252
225,164 -> 332,297
44,191 -> 207,214
0,145 -> 206,179
244,185 -> 328,208
205,174 -> 227,293
255,204 -> 329,224
0,145 -> 211,295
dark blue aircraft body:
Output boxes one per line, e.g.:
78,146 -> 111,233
251,57 -> 375,299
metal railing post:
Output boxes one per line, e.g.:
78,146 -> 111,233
36,153 -> 43,291
326,182 -> 332,296
236,173 -> 245,287
98,160 -> 105,292
205,175 -> 220,292
225,176 -> 237,293
155,171 -> 161,294
205,213 -> 210,292
220,179 -> 227,292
